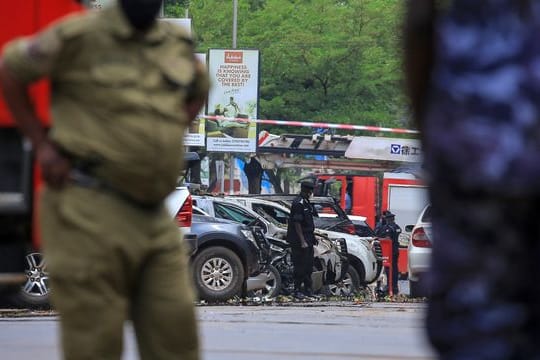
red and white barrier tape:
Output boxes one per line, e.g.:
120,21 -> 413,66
200,115 -> 419,135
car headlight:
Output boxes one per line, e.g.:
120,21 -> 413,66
331,238 -> 348,254
241,229 -> 258,247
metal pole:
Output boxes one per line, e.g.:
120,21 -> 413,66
229,156 -> 235,194
159,0 -> 164,18
229,0 -> 238,194
232,0 -> 238,49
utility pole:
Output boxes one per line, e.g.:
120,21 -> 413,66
229,0 -> 238,195
232,0 -> 238,49
159,0 -> 164,18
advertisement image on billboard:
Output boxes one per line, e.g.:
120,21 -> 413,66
206,49 -> 259,153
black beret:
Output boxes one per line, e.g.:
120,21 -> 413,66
300,181 -> 315,190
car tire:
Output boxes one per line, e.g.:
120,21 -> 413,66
247,264 -> 282,298
353,260 -> 366,286
409,277 -> 428,298
192,246 -> 245,302
11,252 -> 50,309
326,266 -> 361,297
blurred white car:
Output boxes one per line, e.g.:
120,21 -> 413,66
407,204 -> 432,298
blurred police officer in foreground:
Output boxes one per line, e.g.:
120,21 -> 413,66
286,181 -> 317,299
375,211 -> 401,295
0,0 -> 208,359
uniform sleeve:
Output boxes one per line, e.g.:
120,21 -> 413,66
2,24 -> 63,84
375,225 -> 389,238
311,203 -> 319,216
290,202 -> 304,223
165,22 -> 210,102
188,59 -> 210,102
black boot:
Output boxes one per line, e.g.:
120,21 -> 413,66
304,277 -> 315,298
293,290 -> 307,300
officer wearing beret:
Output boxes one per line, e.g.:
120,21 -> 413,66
0,1 -> 208,359
286,181 -> 317,299
375,211 -> 402,295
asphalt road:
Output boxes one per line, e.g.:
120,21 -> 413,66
0,301 -> 436,360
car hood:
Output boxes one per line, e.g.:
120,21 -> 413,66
313,217 -> 351,230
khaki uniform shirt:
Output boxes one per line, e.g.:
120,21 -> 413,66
2,5 -> 209,204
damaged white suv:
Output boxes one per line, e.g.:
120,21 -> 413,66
192,195 -> 350,293
194,195 -> 381,296
230,197 -> 381,284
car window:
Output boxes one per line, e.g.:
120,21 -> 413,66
311,199 -> 348,219
193,205 -> 211,216
352,220 -> 376,237
252,203 -> 289,225
276,200 -> 291,210
314,203 -> 339,216
421,205 -> 432,223
213,202 -> 256,225
327,181 -> 343,203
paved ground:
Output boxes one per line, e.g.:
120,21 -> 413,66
0,301 -> 436,360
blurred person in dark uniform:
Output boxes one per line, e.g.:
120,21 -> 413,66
405,0 -> 540,358
374,210 -> 390,235
0,0 -> 208,359
375,211 -> 401,295
286,181 -> 317,299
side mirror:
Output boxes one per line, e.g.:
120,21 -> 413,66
255,219 -> 268,234
405,225 -> 414,232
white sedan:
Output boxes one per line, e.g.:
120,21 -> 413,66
407,204 -> 432,298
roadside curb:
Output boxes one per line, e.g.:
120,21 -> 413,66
0,309 -> 57,318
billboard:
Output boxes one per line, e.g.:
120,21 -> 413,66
206,49 -> 260,153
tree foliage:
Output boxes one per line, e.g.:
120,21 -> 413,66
164,0 -> 409,133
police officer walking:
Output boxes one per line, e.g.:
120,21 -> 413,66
0,1 -> 208,359
375,211 -> 402,295
286,181 -> 317,300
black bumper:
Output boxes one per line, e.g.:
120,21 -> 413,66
183,234 -> 198,256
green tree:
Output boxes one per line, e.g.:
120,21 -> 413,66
163,0 -> 190,17
179,0 -> 408,133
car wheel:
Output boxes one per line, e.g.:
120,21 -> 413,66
192,246 -> 244,302
12,252 -> 50,308
327,266 -> 361,297
409,277 -> 429,298
247,264 -> 282,298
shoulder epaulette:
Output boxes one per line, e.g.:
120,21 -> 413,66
162,21 -> 194,45
56,12 -> 97,40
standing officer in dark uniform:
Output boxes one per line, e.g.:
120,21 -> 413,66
0,1 -> 208,359
375,211 -> 402,295
286,181 -> 317,299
